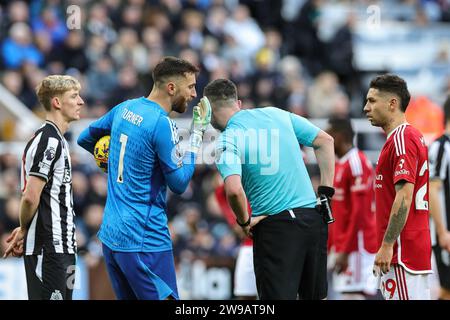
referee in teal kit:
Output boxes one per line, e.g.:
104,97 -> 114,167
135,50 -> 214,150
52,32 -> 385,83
204,79 -> 335,300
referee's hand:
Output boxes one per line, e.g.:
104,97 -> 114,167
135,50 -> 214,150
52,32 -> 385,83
3,227 -> 25,258
243,215 -> 268,238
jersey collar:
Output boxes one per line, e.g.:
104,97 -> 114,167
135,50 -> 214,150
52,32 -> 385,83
45,120 -> 65,140
338,147 -> 357,164
386,122 -> 409,140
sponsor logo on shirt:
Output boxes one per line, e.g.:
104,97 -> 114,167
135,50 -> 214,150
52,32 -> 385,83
375,174 -> 383,188
395,169 -> 410,176
38,161 -> 51,170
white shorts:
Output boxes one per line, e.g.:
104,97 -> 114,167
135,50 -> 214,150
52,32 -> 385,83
332,250 -> 378,295
378,264 -> 431,300
233,245 -> 257,297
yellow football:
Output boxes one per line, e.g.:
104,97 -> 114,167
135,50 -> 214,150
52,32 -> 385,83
94,135 -> 110,173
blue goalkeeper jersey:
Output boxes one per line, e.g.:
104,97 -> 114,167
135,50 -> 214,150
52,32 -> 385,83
78,97 -> 196,252
215,107 -> 320,216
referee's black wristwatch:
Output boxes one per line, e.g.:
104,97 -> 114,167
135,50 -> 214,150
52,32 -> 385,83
236,215 -> 251,227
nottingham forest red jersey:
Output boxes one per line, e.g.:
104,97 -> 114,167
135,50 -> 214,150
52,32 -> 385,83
329,148 -> 377,254
375,123 -> 431,273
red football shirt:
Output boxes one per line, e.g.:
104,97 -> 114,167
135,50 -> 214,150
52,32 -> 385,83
329,148 -> 377,254
375,123 -> 432,273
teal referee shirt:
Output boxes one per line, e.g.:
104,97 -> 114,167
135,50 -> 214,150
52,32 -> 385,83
215,107 -> 320,216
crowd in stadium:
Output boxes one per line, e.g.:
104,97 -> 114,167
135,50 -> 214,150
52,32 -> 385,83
0,0 -> 450,299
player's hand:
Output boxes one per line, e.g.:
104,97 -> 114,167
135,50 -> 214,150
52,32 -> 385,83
3,227 -> 26,258
374,242 -> 394,274
192,97 -> 212,134
334,252 -> 349,274
189,97 -> 212,154
316,186 -> 335,224
438,230 -> 450,252
12,239 -> 24,257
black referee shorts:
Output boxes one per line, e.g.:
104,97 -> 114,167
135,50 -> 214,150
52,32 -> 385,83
24,251 -> 76,300
432,244 -> 450,290
252,207 -> 327,300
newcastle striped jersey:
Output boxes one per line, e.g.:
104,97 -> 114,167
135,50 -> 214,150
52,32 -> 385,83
21,120 -> 77,255
429,134 -> 450,246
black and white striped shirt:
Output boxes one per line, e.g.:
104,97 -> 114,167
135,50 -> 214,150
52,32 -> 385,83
429,134 -> 450,246
21,121 -> 77,255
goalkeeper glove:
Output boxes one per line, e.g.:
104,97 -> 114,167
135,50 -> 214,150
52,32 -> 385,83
316,185 -> 335,224
189,97 -> 212,153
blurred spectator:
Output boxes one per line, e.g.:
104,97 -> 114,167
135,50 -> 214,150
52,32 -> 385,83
0,196 -> 20,232
327,12 -> 360,101
143,6 -> 173,44
86,3 -> 117,44
0,168 -> 20,201
1,22 -> 43,69
223,4 -> 265,56
287,0 -> 326,77
306,71 -> 349,118
83,204 -> 104,239
110,28 -> 148,72
142,26 -> 165,52
107,65 -> 145,107
72,170 -> 90,219
204,5 -> 228,42
4,1 -> 29,27
86,172 -> 107,206
85,35 -> 108,65
180,9 -> 205,50
49,31 -> 89,72
117,4 -> 144,32
85,55 -> 117,103
31,6 -> 67,46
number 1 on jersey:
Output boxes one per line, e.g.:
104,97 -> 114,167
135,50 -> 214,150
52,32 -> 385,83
117,133 -> 128,183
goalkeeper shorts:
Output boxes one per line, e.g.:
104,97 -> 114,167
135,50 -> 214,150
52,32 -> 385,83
102,244 -> 179,300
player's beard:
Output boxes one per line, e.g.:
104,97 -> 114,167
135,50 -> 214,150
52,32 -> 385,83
172,95 -> 188,113
211,116 -> 224,132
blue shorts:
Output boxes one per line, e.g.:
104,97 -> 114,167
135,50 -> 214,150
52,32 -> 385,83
102,243 -> 179,300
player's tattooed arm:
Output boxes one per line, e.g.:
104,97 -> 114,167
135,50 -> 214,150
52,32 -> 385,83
383,181 -> 414,244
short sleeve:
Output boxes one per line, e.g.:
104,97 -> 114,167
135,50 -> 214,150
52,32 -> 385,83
215,132 -> 242,180
429,139 -> 446,180
288,113 -> 320,147
29,135 -> 62,182
153,116 -> 183,173
392,131 -> 418,185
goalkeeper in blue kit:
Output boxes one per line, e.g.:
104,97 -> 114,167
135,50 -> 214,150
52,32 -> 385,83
77,57 -> 211,300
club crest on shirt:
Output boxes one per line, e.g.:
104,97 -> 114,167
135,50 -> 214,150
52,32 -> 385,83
50,290 -> 63,300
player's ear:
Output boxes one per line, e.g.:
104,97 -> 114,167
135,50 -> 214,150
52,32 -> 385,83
167,81 -> 176,96
388,97 -> 396,111
51,96 -> 62,110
